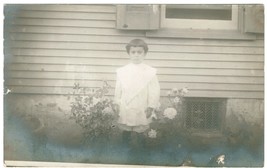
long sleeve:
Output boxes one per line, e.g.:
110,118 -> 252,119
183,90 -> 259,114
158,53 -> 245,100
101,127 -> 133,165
147,75 -> 160,108
114,75 -> 122,105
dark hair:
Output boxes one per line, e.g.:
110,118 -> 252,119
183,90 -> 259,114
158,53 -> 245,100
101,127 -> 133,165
125,39 -> 148,54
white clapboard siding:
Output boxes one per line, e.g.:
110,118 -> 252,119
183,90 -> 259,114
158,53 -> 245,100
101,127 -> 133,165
8,56 -> 264,69
7,26 -> 145,37
11,10 -> 116,20
6,86 -> 264,99
10,18 -> 116,28
6,41 -> 264,54
9,49 -> 264,62
14,4 -> 116,13
7,33 -> 264,47
4,4 -> 264,99
6,71 -> 264,84
6,63 -> 264,77
5,79 -> 264,92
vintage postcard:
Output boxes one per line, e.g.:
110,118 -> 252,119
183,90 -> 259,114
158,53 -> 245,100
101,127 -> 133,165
3,4 -> 264,167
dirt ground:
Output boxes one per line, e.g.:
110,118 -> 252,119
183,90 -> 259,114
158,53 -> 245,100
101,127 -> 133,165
4,94 -> 264,166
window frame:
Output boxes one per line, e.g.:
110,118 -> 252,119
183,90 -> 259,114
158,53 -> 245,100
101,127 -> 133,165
160,4 -> 239,30
146,4 -> 256,40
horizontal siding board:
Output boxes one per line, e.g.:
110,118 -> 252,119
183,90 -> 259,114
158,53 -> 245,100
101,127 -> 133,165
7,33 -> 264,47
10,18 -> 115,28
6,86 -> 264,99
5,79 -> 264,92
6,71 -> 264,84
9,48 -> 264,62
5,64 -> 264,77
9,56 -> 264,69
8,26 -> 145,36
10,4 -> 116,13
146,45 -> 262,55
160,82 -> 264,92
11,10 -> 116,20
7,41 -> 264,54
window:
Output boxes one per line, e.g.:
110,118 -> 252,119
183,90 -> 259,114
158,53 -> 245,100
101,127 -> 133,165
117,4 -> 260,39
184,98 -> 226,132
161,5 -> 239,30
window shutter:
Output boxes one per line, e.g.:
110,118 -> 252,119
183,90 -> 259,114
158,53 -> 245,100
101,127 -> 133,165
116,5 -> 160,30
244,5 -> 264,33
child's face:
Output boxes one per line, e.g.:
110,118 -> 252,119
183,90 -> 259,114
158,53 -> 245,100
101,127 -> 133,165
128,47 -> 146,64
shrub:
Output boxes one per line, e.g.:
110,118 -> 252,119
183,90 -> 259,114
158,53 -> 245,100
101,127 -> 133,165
144,87 -> 189,146
68,81 -> 119,145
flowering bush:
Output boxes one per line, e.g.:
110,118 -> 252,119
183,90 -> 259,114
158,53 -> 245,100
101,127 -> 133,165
68,81 -> 188,147
162,87 -> 189,123
167,87 -> 188,109
145,87 -> 189,144
68,81 -> 119,144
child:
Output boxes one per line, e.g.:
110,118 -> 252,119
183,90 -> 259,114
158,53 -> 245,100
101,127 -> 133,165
114,39 -> 160,152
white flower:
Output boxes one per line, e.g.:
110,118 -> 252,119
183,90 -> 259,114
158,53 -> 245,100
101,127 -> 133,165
148,129 -> 157,138
173,97 -> 180,103
166,90 -> 171,96
102,106 -> 113,115
163,108 -> 177,119
92,97 -> 100,106
180,87 -> 189,96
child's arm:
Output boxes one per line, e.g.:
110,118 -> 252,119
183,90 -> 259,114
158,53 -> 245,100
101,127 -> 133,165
146,75 -> 160,118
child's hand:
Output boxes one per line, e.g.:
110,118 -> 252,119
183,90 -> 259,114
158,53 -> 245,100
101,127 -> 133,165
145,107 -> 154,118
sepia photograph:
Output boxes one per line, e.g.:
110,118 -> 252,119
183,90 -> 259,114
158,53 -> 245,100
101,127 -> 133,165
3,3 -> 264,167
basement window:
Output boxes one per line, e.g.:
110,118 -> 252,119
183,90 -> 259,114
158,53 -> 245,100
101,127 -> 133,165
184,98 -> 226,132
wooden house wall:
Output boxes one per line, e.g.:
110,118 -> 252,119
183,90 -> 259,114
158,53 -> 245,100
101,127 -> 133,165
4,4 -> 264,99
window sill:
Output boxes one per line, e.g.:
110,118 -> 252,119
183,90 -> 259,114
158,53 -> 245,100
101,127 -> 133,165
146,28 -> 257,40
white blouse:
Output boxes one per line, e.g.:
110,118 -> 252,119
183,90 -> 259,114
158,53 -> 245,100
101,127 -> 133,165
114,63 -> 160,132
